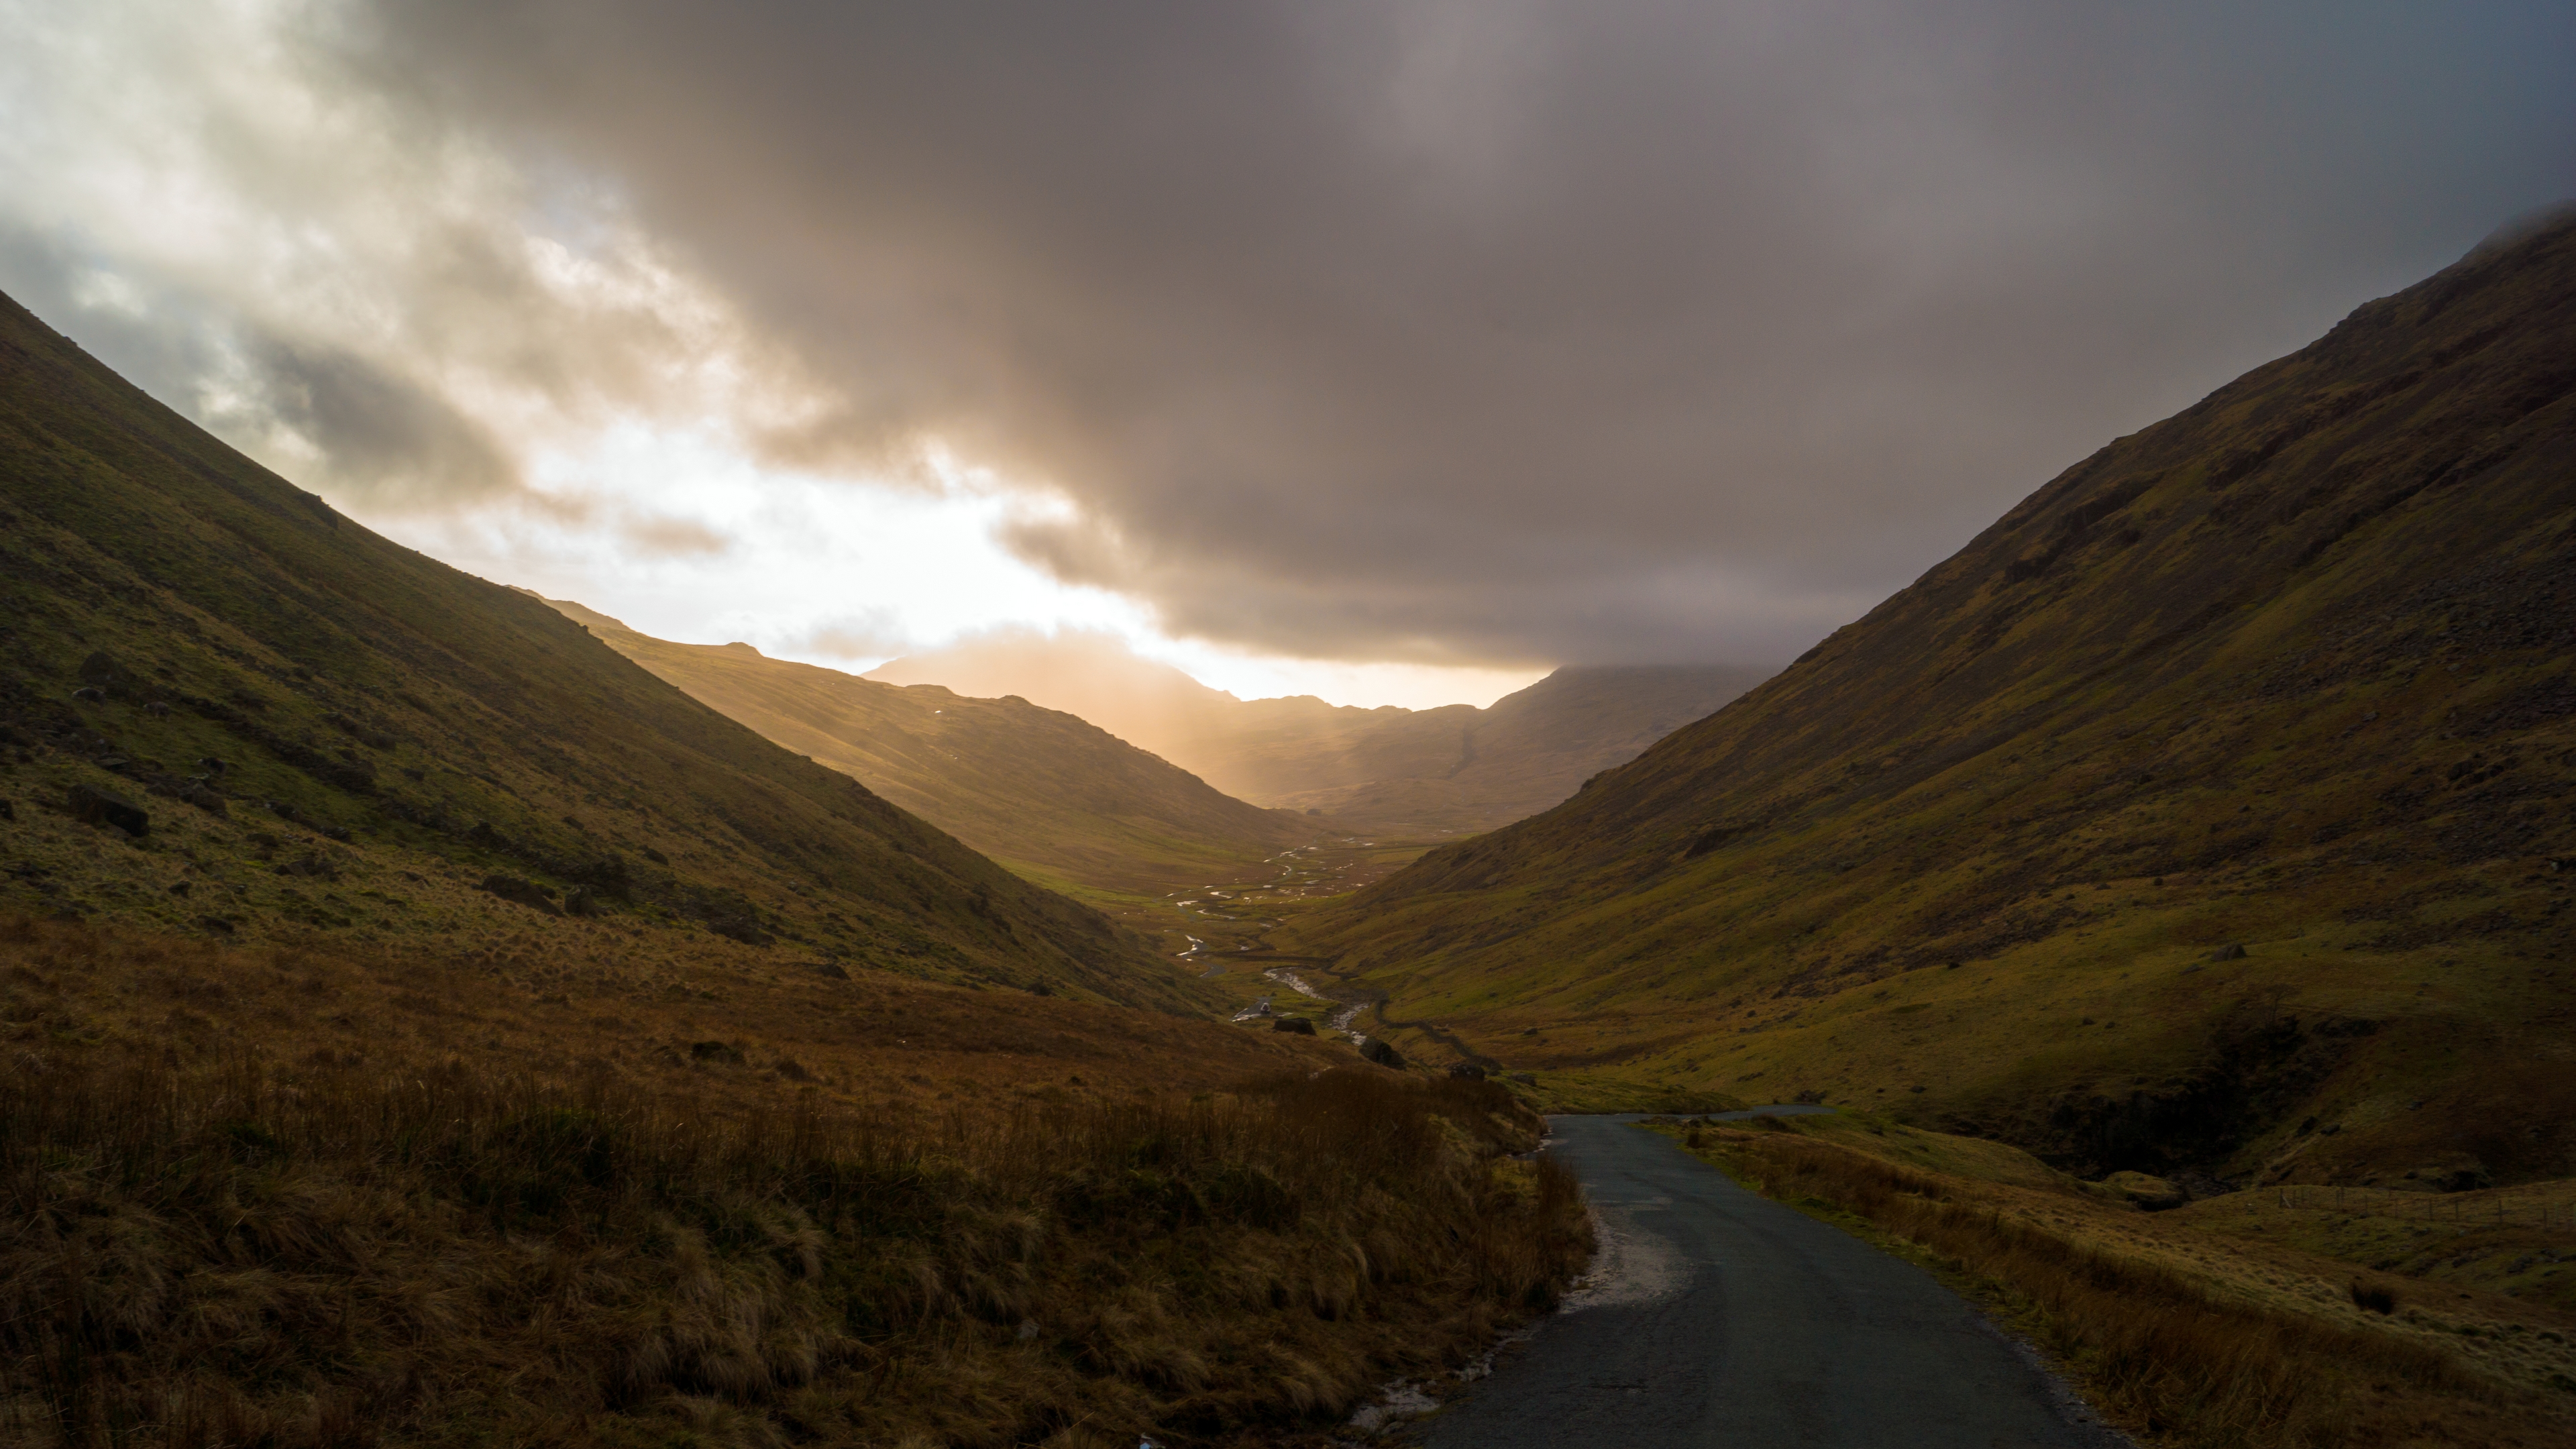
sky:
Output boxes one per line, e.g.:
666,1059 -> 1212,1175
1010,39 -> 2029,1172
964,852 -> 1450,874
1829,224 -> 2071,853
1,1 -> 2569,708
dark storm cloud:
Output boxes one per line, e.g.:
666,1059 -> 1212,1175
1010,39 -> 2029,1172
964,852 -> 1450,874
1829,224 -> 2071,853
0,226 -> 519,508
364,1 -> 2576,662
246,337 -> 521,507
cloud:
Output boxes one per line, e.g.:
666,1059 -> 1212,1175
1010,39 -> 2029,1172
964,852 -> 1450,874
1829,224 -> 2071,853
232,336 -> 521,506
5,0 -> 2571,670
800,610 -> 904,661
617,513 -> 732,559
0,0 -> 823,517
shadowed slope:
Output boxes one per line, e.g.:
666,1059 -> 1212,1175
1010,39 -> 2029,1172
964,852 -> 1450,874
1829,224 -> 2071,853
0,288 -> 1191,1010
542,598 -> 1310,894
1291,215 -> 2576,1183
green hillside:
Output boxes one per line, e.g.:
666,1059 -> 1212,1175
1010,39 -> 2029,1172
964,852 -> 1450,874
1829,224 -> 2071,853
541,598 -> 1310,893
1289,215 -> 2576,1187
0,288 -> 1193,1010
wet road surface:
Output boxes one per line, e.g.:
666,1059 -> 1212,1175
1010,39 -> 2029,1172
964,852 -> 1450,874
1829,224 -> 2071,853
1421,1113 -> 2126,1448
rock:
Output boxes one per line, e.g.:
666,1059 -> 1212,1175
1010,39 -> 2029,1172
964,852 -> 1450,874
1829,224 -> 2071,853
1272,1016 -> 1316,1034
144,702 -> 171,718
1360,1038 -> 1406,1069
66,783 -> 149,837
197,916 -> 236,935
2208,943 -> 2247,961
145,773 -> 229,817
1448,1063 -> 1487,1080
77,651 -> 128,694
2096,1170 -> 2188,1211
69,687 -> 104,703
197,757 -> 229,774
478,874 -> 564,915
812,960 -> 851,980
564,885 -> 610,918
690,1040 -> 744,1065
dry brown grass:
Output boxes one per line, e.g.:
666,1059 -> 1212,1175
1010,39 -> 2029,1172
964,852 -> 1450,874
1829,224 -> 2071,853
0,917 -> 1591,1447
1684,1124 -> 2575,1448
0,913 -> 1348,1126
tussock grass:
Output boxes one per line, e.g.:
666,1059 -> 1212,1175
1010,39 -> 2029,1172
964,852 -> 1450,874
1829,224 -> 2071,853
1,1057 -> 1585,1448
1691,1126 -> 2571,1448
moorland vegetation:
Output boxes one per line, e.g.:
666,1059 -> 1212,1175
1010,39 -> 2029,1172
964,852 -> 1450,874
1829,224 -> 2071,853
0,919 -> 1583,1448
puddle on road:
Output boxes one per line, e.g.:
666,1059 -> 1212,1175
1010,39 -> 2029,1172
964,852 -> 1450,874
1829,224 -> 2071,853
1335,1201 -> 1686,1441
1558,1205 -> 1688,1311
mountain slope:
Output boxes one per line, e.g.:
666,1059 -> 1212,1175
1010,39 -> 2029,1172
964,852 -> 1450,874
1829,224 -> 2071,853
541,598 -> 1310,893
1291,214 -> 2576,1184
0,287 -> 1192,1009
873,637 -> 1764,833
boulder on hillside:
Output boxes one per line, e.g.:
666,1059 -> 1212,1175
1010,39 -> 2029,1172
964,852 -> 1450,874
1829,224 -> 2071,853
78,651 -> 131,696
274,854 -> 338,881
66,783 -> 148,837
1448,1063 -> 1487,1080
479,874 -> 563,915
1272,1016 -> 1316,1034
2095,1170 -> 2187,1211
2208,943 -> 2248,961
1360,1038 -> 1405,1069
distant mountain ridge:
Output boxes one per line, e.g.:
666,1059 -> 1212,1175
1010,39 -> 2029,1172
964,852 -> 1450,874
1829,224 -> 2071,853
543,598 -> 1309,894
871,636 -> 1765,833
1289,214 -> 2576,1183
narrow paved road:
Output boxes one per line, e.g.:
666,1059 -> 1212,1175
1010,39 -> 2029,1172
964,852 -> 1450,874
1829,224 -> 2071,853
1422,1114 -> 2126,1448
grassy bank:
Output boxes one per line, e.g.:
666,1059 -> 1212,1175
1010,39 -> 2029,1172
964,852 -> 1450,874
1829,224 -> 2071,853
1660,1117 -> 2575,1448
3,1059 -> 1584,1448
0,916 -> 1590,1447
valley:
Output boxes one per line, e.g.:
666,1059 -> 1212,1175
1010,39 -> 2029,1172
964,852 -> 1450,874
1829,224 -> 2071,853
3,170 -> 2572,1449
